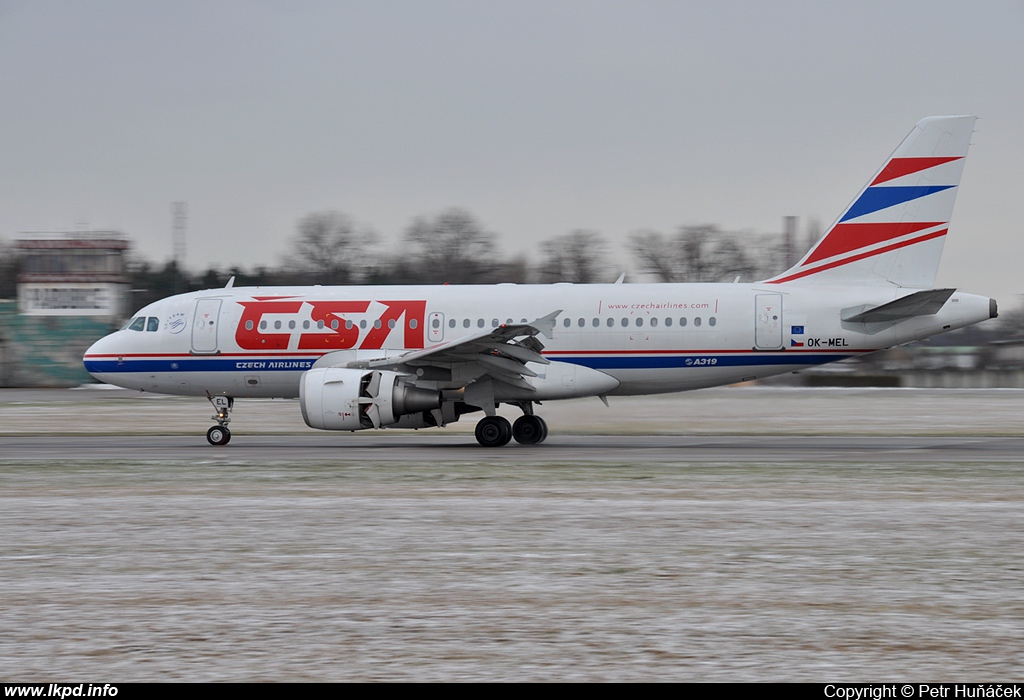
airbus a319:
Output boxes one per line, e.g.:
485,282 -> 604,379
84,116 -> 997,446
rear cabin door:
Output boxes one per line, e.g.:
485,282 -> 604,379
754,294 -> 783,350
192,298 -> 222,353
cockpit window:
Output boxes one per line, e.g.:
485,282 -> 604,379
128,317 -> 146,332
147,317 -> 159,332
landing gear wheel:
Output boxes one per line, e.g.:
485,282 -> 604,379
205,394 -> 234,446
513,415 -> 548,444
207,425 -> 231,446
475,416 -> 512,447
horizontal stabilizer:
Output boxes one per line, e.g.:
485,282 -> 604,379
841,288 -> 955,324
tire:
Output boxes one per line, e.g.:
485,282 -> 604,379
207,426 -> 231,446
475,416 -> 512,447
512,415 -> 547,445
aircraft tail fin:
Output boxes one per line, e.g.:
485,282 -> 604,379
766,115 -> 976,288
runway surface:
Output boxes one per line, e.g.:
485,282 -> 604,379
3,433 -> 1024,464
2,386 -> 1023,681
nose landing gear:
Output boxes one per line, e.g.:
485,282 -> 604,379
206,394 -> 233,446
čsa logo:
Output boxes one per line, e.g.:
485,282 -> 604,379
234,297 -> 426,351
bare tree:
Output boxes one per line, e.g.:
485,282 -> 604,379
630,224 -> 781,283
283,210 -> 374,284
400,208 -> 498,284
627,229 -> 679,282
677,224 -> 717,282
538,230 -> 610,283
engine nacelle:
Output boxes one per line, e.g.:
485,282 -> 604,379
300,367 -> 441,431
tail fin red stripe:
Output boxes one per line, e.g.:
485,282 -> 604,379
870,156 -> 962,185
769,229 -> 948,284
803,221 -> 943,264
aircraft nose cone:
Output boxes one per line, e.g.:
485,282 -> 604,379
83,332 -> 118,378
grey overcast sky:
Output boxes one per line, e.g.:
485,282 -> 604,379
1,0 -> 1021,303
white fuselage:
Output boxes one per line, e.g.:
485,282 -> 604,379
83,282 -> 994,400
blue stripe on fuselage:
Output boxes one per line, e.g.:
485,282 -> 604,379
84,357 -> 317,373
85,353 -> 852,374
557,354 -> 851,369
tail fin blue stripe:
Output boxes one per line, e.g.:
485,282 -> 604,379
840,185 -> 955,222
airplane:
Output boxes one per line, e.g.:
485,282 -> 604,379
83,115 -> 997,446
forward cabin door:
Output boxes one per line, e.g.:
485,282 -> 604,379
754,293 -> 783,350
192,298 -> 222,354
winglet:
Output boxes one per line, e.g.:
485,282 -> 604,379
530,310 -> 561,339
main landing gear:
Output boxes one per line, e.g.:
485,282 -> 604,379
473,409 -> 548,447
205,394 -> 233,446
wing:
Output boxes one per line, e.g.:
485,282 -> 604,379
321,310 -> 562,394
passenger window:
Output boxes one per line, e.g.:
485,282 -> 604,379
409,319 -> 418,330
331,319 -> 339,330
288,320 -> 295,330
650,317 -> 658,327
593,318 -> 599,327
477,319 -> 485,328
578,318 -> 585,327
665,317 -> 673,327
245,320 -> 254,331
694,317 -> 702,327
680,317 -> 687,327
636,318 -> 643,327
620,318 -> 628,327
128,317 -> 145,332
491,318 -> 499,328
432,318 -> 440,329
448,319 -> 456,328
464,319 -> 471,328
709,317 -> 716,327
607,318 -> 614,327
387,319 -> 396,329
147,317 -> 159,332
563,318 -> 571,328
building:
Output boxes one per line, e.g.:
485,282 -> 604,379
0,231 -> 131,387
